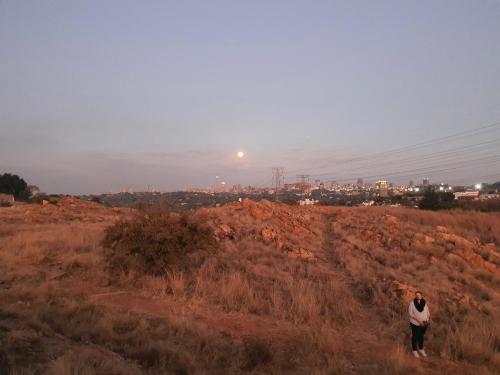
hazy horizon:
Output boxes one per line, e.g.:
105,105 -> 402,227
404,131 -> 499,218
1,0 -> 500,194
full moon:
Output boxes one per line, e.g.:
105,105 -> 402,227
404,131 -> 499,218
237,151 -> 245,158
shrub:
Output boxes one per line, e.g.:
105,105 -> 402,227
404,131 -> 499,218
240,338 -> 273,371
102,210 -> 217,275
419,190 -> 456,210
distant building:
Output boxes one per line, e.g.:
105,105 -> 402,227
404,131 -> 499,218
121,187 -> 134,193
479,193 -> 499,200
409,180 -> 414,187
454,191 -> 479,200
423,178 -> 430,187
299,198 -> 318,206
356,178 -> 364,188
376,180 -> 389,197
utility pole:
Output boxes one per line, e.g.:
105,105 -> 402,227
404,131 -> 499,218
272,167 -> 285,202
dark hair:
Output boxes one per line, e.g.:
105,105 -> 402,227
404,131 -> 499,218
415,290 -> 423,295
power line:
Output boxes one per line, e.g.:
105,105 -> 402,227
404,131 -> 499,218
320,156 -> 500,185
307,139 -> 500,178
286,121 -> 500,175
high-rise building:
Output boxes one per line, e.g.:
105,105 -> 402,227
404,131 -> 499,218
423,178 -> 430,187
376,180 -> 389,197
409,180 -> 414,187
356,178 -> 364,188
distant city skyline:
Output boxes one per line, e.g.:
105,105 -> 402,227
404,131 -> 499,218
1,1 -> 499,194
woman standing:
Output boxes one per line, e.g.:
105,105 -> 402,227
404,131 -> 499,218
408,291 -> 430,358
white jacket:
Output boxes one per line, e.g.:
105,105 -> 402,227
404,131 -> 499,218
408,300 -> 430,326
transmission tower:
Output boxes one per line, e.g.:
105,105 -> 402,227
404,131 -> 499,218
296,174 -> 310,192
272,167 -> 285,201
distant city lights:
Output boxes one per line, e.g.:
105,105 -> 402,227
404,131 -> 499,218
475,183 -> 482,190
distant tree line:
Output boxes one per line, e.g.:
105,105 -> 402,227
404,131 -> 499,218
0,173 -> 31,201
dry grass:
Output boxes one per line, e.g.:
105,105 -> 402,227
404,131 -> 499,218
386,207 -> 500,245
0,201 -> 499,374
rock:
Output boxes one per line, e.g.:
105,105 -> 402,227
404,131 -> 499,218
440,233 -> 473,249
446,253 -> 464,264
215,224 -> 235,240
384,215 -> 399,225
389,280 -> 417,303
459,249 -> 497,273
261,227 -> 287,249
288,248 -> 314,260
242,199 -> 273,220
261,227 -> 278,242
415,233 -> 435,244
219,224 -> 233,235
482,243 -> 500,262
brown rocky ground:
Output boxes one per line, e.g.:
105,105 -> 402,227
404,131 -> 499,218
0,199 -> 498,374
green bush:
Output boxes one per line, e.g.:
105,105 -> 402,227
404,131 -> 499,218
102,210 -> 217,275
419,190 -> 456,210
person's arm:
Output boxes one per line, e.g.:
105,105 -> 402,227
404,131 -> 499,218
409,302 -> 423,325
424,305 -> 430,322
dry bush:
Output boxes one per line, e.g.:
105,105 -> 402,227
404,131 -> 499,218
218,271 -> 259,312
167,271 -> 186,298
48,348 -> 140,375
142,275 -> 169,298
143,272 -> 186,299
444,316 -> 499,370
102,210 -> 217,276
386,344 -> 421,374
239,338 -> 273,372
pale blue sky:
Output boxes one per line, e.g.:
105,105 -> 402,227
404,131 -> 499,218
1,0 -> 499,193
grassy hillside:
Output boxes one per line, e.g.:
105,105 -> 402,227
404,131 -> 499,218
0,198 -> 498,374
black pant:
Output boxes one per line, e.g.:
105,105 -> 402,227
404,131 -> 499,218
410,323 -> 427,351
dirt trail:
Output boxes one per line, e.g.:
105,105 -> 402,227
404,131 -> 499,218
92,291 -> 307,344
319,211 -> 471,375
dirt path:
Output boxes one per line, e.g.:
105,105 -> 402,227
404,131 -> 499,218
92,291 -> 308,345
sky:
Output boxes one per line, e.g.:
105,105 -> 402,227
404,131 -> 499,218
1,0 -> 500,194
